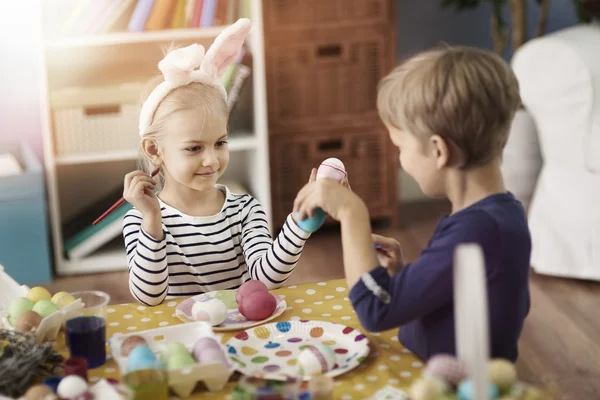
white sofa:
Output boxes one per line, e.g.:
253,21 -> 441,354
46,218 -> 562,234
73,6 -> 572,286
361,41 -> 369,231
502,21 -> 600,280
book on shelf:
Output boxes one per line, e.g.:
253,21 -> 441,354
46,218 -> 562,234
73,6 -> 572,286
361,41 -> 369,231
63,188 -> 131,260
47,0 -> 252,38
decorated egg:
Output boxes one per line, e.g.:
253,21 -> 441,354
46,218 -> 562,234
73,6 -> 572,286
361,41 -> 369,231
26,287 -> 52,303
127,345 -> 161,372
236,280 -> 268,305
15,310 -> 42,333
488,359 -> 517,392
297,343 -> 336,376
458,379 -> 499,400
425,353 -> 468,386
121,335 -> 148,357
25,384 -> 57,400
316,158 -> 346,182
191,298 -> 227,326
32,300 -> 60,319
7,297 -> 34,326
56,375 -> 88,399
410,378 -> 447,400
239,291 -> 276,321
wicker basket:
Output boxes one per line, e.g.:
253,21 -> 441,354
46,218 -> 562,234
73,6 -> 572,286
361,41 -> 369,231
265,25 -> 393,136
263,0 -> 391,33
270,128 -> 398,228
50,83 -> 142,157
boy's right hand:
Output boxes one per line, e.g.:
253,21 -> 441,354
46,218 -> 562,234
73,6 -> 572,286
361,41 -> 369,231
123,171 -> 160,218
372,234 -> 404,276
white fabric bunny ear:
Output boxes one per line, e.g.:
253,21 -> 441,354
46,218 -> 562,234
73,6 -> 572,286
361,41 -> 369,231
138,18 -> 251,137
201,18 -> 251,79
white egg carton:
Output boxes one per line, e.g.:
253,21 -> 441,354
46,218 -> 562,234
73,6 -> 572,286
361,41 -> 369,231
109,321 -> 234,397
0,265 -> 83,343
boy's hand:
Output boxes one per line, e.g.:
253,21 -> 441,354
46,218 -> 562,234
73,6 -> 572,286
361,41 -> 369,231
373,234 -> 404,276
293,178 -> 361,222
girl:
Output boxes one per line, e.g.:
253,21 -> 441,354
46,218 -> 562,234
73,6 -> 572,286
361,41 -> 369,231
122,19 -> 312,306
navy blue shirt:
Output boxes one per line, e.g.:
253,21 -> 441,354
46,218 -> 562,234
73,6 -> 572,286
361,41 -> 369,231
349,193 -> 531,362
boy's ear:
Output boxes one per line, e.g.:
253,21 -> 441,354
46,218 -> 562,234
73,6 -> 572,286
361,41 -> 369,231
430,134 -> 450,169
141,138 -> 162,166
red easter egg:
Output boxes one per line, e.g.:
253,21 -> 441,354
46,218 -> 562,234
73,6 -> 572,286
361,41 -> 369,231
236,280 -> 268,305
239,291 -> 277,321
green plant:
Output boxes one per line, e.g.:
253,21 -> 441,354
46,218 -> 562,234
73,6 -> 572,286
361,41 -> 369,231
441,0 -> 592,55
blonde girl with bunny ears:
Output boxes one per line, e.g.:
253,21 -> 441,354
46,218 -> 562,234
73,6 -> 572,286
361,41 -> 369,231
121,19 -> 313,306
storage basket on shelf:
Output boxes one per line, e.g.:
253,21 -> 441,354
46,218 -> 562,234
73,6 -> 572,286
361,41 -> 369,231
50,83 -> 143,157
265,25 -> 393,135
270,128 -> 397,227
263,0 -> 390,32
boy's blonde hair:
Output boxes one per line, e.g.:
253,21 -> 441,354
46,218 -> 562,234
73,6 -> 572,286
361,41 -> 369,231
377,46 -> 520,168
138,74 -> 228,190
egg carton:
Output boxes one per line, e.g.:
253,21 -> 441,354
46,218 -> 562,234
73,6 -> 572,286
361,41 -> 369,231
109,321 -> 235,397
0,265 -> 83,343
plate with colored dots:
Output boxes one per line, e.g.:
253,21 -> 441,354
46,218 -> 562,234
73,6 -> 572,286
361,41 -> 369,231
224,320 -> 370,381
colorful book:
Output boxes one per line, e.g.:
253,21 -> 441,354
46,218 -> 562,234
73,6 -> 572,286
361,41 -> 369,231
200,0 -> 217,27
184,0 -> 196,27
70,0 -> 113,35
214,0 -> 228,25
171,0 -> 187,28
128,0 -> 155,31
98,0 -> 137,33
145,0 -> 178,30
227,64 -> 250,112
226,0 -> 236,24
190,0 -> 204,28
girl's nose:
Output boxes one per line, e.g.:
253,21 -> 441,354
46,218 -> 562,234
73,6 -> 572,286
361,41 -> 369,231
202,149 -> 219,167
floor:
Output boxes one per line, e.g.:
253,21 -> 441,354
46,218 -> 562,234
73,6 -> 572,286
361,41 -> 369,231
43,201 -> 600,399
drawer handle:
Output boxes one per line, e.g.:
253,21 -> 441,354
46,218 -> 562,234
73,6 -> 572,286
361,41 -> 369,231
317,44 -> 342,58
318,139 -> 343,151
84,105 -> 121,116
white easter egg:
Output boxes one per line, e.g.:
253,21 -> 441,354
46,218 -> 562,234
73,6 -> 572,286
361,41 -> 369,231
297,343 -> 336,376
316,158 -> 346,182
57,375 -> 88,399
191,298 -> 227,326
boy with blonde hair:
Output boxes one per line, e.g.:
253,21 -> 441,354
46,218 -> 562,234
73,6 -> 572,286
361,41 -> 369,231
293,46 -> 531,362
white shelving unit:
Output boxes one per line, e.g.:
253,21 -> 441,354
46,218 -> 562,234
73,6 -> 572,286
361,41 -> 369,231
36,1 -> 271,276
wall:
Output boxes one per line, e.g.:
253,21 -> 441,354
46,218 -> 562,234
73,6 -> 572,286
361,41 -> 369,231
395,0 -> 580,202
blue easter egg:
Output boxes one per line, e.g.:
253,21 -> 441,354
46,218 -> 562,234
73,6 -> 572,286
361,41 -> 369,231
458,380 -> 499,400
296,208 -> 327,233
127,345 -> 162,372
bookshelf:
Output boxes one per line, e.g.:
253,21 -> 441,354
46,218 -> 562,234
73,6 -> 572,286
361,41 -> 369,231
36,0 -> 271,276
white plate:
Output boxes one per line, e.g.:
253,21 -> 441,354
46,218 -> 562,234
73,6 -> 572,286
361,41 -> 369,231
175,290 -> 287,332
224,320 -> 370,381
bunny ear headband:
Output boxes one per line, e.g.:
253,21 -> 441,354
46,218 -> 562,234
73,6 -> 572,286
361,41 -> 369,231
138,18 -> 252,137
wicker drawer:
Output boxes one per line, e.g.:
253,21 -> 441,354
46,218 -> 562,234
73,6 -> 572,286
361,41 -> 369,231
270,128 -> 397,227
263,0 -> 391,33
265,26 -> 393,136
50,84 -> 142,157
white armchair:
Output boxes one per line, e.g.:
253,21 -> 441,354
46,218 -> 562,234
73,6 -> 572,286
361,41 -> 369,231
502,21 -> 600,280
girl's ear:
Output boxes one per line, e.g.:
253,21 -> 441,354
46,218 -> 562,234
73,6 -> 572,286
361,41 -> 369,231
430,134 -> 450,169
201,18 -> 251,79
142,138 -> 162,166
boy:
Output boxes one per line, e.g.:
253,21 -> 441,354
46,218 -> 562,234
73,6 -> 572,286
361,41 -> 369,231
293,46 -> 531,362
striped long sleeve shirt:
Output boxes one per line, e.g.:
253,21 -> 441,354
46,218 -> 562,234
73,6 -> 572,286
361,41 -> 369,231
122,185 -> 310,306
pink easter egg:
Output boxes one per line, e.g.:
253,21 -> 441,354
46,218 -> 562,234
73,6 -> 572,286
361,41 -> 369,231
192,337 -> 222,362
195,346 -> 229,366
239,291 -> 277,321
316,158 -> 346,183
425,354 -> 468,386
236,280 -> 268,305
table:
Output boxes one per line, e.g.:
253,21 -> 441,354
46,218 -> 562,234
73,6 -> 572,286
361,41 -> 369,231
55,279 -> 424,399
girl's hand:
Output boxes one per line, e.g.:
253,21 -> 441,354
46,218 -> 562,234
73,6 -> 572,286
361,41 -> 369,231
372,234 -> 404,276
123,171 -> 160,218
293,178 -> 362,222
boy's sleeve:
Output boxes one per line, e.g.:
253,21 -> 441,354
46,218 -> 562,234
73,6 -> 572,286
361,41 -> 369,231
122,210 -> 169,306
349,213 -> 497,332
240,197 -> 310,289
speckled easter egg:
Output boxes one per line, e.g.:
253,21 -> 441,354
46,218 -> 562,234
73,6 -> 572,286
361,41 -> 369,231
297,343 -> 336,376
191,298 -> 227,326
239,291 -> 276,321
425,354 -> 468,386
236,280 -> 268,305
15,311 -> 42,333
316,158 -> 346,182
488,359 -> 517,392
57,375 -> 88,399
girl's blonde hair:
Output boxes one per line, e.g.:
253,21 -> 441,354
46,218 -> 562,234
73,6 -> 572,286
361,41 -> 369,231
377,46 -> 521,168
138,74 -> 228,190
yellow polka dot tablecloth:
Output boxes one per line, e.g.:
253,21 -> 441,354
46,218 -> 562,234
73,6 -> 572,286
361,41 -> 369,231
53,279 -> 424,399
